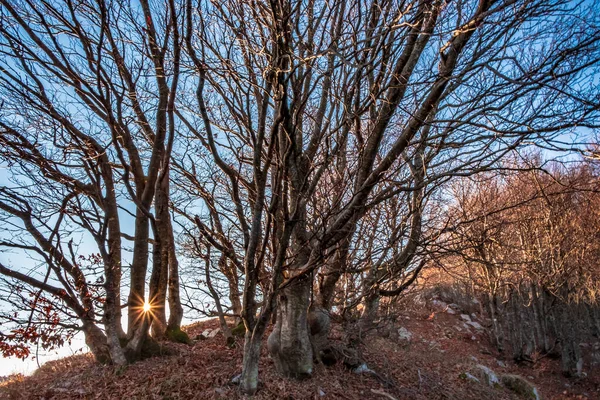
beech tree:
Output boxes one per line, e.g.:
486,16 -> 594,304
0,0 -> 185,363
0,0 -> 599,396
178,0 -> 599,394
436,160 -> 600,375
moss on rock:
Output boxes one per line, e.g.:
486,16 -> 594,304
231,322 -> 246,337
165,327 -> 191,344
501,374 -> 540,400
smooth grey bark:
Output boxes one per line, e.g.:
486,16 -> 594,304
240,332 -> 263,395
166,222 -> 184,330
267,277 -> 313,378
150,176 -> 171,339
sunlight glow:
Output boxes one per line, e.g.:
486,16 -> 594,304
143,301 -> 151,313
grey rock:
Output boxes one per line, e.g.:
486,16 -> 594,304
466,321 -> 483,330
353,363 -> 375,375
461,372 -> 480,384
473,364 -> 500,387
432,299 -> 448,310
397,327 -> 412,341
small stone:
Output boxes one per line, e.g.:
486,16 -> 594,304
208,328 -> 220,338
432,299 -> 448,310
446,308 -> 456,315
471,336 -> 477,341
318,388 -> 326,396
466,321 -> 483,330
473,364 -> 500,387
353,363 -> 375,374
460,314 -> 472,322
201,329 -> 211,338
460,372 -> 480,383
397,327 -> 412,341
231,373 -> 242,384
497,360 -> 507,368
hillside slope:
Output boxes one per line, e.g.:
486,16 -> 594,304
1,304 -> 598,400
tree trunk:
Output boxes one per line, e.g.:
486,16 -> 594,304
150,178 -> 170,339
240,331 -> 263,395
267,277 -> 313,378
206,252 -> 233,345
318,238 -> 350,310
218,254 -> 241,323
166,221 -> 183,330
586,304 -> 600,338
104,258 -> 127,366
359,293 -> 380,333
149,234 -> 168,338
82,322 -> 111,364
127,210 -> 150,338
221,260 -> 242,323
308,307 -> 331,364
531,284 -> 550,352
487,293 -> 504,353
124,313 -> 151,362
556,305 -> 582,376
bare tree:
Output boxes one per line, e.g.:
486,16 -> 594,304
0,0 -> 599,394
0,0 -> 185,363
179,0 -> 599,394
437,159 -> 600,375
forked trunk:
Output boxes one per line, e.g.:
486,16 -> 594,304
124,314 -> 151,362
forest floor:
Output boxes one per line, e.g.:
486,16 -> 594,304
1,303 -> 599,400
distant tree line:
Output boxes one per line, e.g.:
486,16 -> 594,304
433,159 -> 600,376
